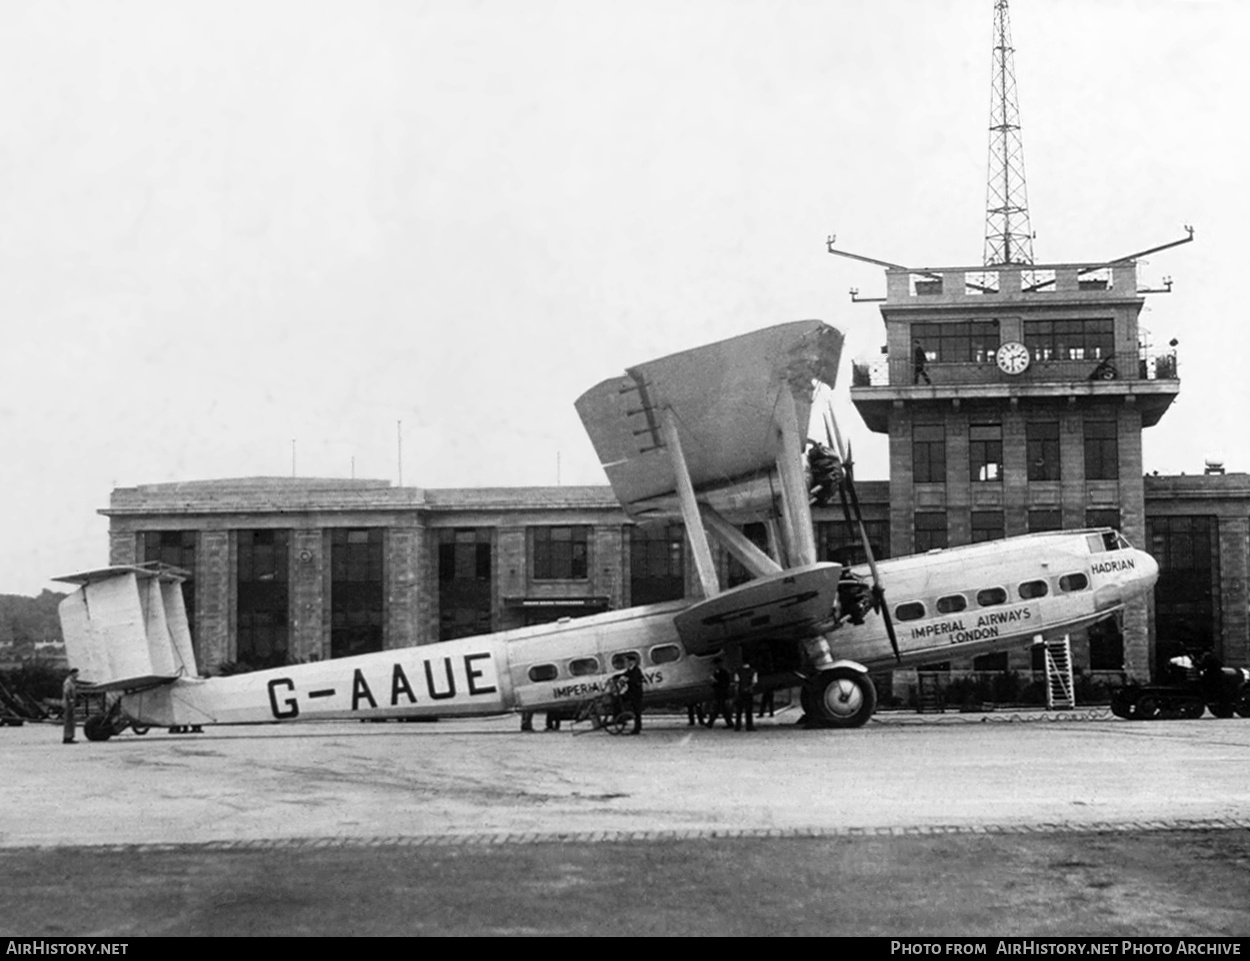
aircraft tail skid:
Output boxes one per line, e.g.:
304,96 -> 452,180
54,564 -> 197,692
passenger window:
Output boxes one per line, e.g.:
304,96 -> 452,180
568,657 -> 600,677
936,594 -> 967,614
1059,573 -> 1089,593
976,587 -> 1007,607
528,664 -> 558,683
649,644 -> 681,665
1018,580 -> 1048,600
610,651 -> 639,671
895,601 -> 926,622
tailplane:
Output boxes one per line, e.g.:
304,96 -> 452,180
54,564 -> 198,691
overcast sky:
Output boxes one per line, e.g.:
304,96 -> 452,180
2,0 -> 1245,596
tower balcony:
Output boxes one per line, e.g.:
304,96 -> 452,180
850,340 -> 1180,433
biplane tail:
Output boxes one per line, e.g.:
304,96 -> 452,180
55,564 -> 199,692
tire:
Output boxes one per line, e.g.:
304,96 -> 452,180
1208,702 -> 1235,719
1181,699 -> 1206,720
1234,693 -> 1250,719
1109,690 -> 1135,719
131,725 -> 150,736
804,667 -> 877,728
84,715 -> 114,742
1135,696 -> 1160,720
607,711 -> 633,736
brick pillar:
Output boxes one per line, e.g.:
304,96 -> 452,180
1218,516 -> 1249,668
196,531 -> 231,674
290,529 -> 325,661
108,530 -> 138,566
387,524 -> 424,648
1119,409 -> 1149,681
594,525 -> 625,610
496,527 -> 527,631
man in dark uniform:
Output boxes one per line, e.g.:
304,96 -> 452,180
707,658 -> 734,729
913,339 -> 932,385
622,656 -> 644,734
61,668 -> 79,745
734,661 -> 758,732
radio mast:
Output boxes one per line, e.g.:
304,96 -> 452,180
983,0 -> 1035,267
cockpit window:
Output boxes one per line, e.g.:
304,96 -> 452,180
1087,533 -> 1107,554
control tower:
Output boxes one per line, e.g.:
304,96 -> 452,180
843,250 -> 1187,678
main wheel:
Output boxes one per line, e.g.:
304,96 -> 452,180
607,711 -> 634,736
83,715 -> 114,742
804,668 -> 877,728
1109,690 -> 1135,719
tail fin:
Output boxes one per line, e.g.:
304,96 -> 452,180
54,564 -> 198,691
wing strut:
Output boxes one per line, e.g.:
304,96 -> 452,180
699,505 -> 784,579
773,388 -> 819,568
658,406 -> 720,598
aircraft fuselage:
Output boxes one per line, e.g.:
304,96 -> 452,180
118,529 -> 1158,729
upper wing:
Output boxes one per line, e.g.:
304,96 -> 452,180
575,320 -> 844,517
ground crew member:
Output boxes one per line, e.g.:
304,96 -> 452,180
61,668 -> 79,745
913,339 -> 932,385
706,658 -> 733,729
622,655 -> 644,735
734,661 -> 758,732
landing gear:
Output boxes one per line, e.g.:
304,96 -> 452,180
83,714 -> 115,742
802,667 -> 877,728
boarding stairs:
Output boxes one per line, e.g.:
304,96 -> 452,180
1044,636 -> 1075,710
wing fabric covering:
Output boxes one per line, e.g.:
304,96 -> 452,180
55,566 -> 198,692
575,321 -> 844,516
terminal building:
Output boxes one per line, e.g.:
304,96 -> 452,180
98,254 -> 1249,690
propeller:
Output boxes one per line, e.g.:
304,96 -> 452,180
819,405 -> 901,663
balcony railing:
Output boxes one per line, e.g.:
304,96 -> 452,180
851,342 -> 1178,388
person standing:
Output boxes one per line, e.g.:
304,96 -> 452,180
622,656 -> 644,735
734,661 -> 758,732
913,339 -> 932,385
61,668 -> 79,745
707,658 -> 734,729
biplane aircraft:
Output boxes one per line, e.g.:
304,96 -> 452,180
55,321 -> 1159,739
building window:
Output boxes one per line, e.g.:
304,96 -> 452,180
331,529 -> 384,658
1028,510 -> 1062,532
912,322 -> 1000,363
912,424 -> 946,484
438,528 -> 493,641
236,530 -> 289,669
1084,420 -> 1119,480
816,519 -> 890,567
970,423 -> 1003,482
915,513 -> 947,552
973,651 -> 1009,671
141,531 -> 197,643
532,526 -> 589,580
1027,422 -> 1060,481
971,511 -> 1004,543
1085,509 -> 1121,530
630,523 -> 685,604
1024,319 -> 1114,361
1148,516 -> 1218,656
